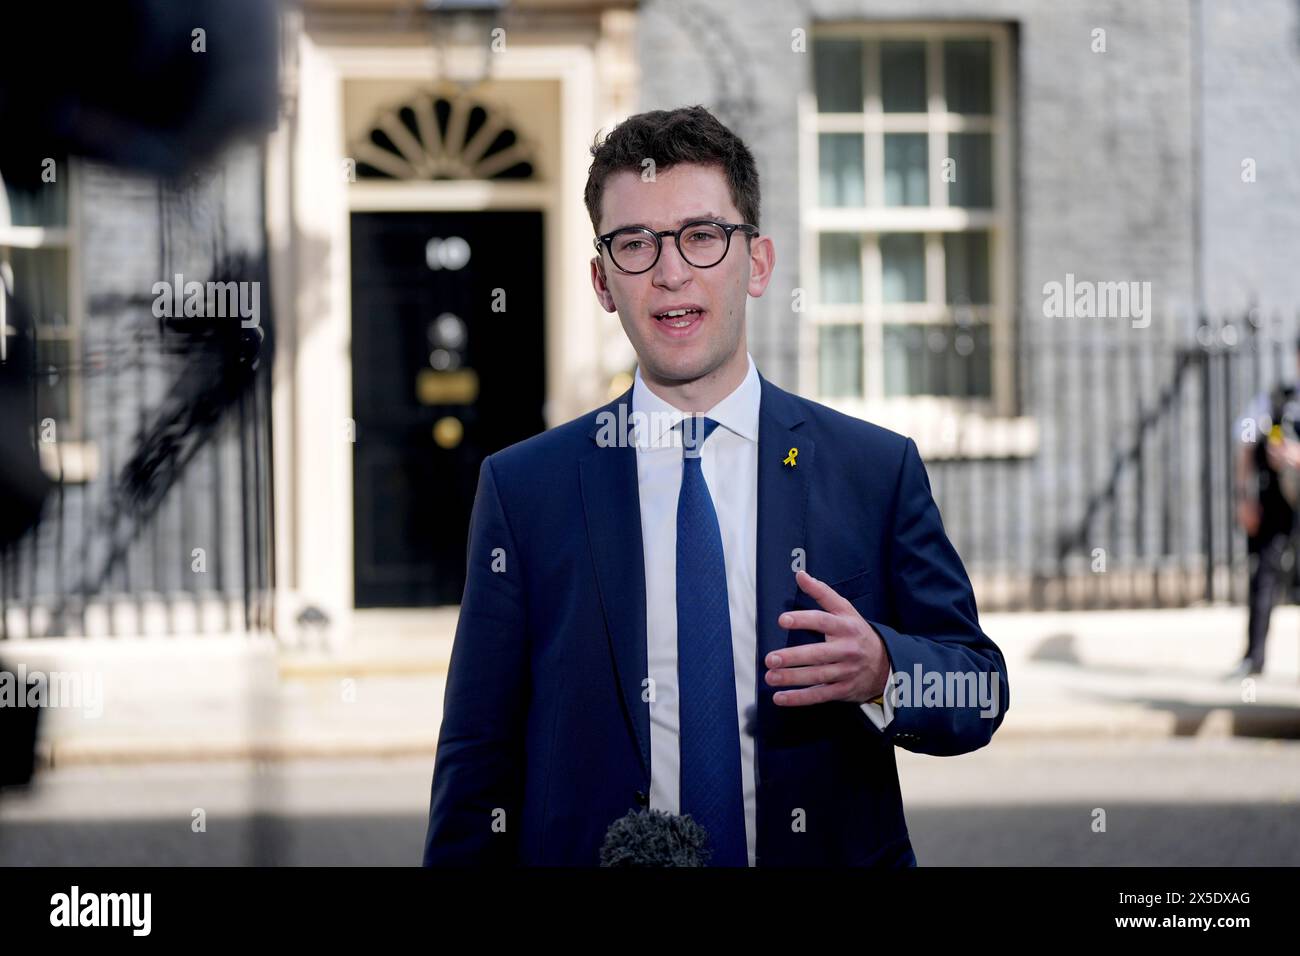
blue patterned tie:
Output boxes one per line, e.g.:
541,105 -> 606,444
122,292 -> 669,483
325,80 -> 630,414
676,415 -> 747,866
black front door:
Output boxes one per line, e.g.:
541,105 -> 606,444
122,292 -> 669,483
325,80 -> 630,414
350,210 -> 545,606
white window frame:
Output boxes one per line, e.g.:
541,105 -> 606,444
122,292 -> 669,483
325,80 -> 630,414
799,22 -> 1031,454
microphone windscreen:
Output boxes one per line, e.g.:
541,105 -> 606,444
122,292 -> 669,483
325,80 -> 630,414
599,808 -> 711,867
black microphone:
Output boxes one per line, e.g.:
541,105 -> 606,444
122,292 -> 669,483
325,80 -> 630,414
599,808 -> 712,867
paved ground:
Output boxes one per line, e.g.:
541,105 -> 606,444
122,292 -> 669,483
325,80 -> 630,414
1,603 -> 1298,865
2,738 -> 1296,865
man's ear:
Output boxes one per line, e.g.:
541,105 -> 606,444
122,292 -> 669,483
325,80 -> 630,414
590,256 -> 617,313
746,234 -> 776,298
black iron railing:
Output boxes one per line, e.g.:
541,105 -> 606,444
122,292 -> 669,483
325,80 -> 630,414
0,174 -> 274,639
929,310 -> 1300,611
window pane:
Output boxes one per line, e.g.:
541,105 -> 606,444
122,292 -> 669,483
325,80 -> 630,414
944,40 -> 992,114
819,233 -> 861,304
2,169 -> 68,227
881,41 -> 926,112
8,247 -> 70,327
818,134 -> 865,207
35,336 -> 72,427
814,38 -> 864,112
883,323 -> 992,397
883,324 -> 921,397
948,133 -> 993,207
883,134 -> 928,206
880,233 -> 925,303
944,231 -> 990,304
818,324 -> 863,397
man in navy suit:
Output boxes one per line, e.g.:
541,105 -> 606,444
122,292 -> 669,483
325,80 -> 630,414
422,105 -> 1009,867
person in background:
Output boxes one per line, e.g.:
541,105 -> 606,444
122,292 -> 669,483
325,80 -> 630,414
1231,334 -> 1300,678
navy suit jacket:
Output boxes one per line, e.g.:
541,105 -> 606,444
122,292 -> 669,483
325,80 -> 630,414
422,370 -> 1009,866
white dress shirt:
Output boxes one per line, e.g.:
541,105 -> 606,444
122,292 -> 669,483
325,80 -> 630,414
633,351 -> 893,867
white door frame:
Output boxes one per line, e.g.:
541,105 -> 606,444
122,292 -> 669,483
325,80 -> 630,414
268,29 -> 600,636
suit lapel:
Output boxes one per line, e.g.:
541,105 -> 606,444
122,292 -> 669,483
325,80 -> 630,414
579,387 -> 651,781
755,372 -> 812,706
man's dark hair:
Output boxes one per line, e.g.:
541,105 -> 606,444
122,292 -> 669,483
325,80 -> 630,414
583,105 -> 761,236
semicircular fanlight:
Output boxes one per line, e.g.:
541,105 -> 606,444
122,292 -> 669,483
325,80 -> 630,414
350,89 -> 536,181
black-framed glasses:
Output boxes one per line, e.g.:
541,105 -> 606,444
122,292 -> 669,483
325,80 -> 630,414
593,218 -> 758,274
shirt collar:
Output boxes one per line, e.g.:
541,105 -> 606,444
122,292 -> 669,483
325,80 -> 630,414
631,352 -> 760,449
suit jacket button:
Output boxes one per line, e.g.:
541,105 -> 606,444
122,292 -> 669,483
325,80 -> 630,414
635,790 -> 648,806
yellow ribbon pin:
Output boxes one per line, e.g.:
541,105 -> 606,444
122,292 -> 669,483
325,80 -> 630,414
783,447 -> 798,467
